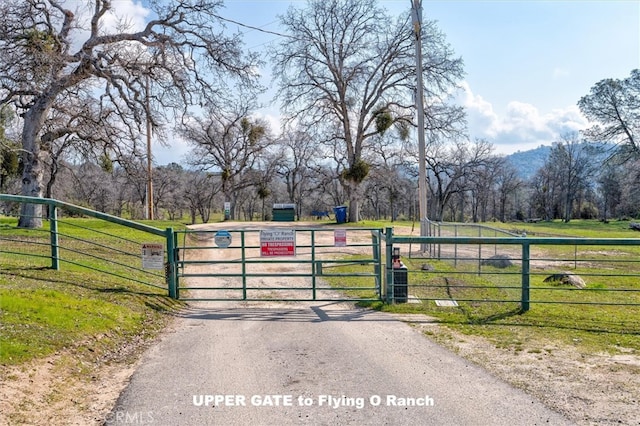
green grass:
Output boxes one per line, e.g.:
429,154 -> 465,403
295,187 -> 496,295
0,217 -> 186,366
318,256 -> 380,300
325,219 -> 640,356
0,263 -> 183,365
491,218 -> 639,238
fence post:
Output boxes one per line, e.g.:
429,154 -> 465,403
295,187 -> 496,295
371,230 -> 382,300
165,227 -> 177,299
478,225 -> 482,276
311,230 -> 317,301
385,227 -> 394,304
49,202 -> 59,270
521,240 -> 530,312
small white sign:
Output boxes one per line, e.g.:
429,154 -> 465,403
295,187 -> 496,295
142,243 -> 164,270
214,230 -> 232,248
334,229 -> 347,247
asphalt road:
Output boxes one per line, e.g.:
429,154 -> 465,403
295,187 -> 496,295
108,301 -> 571,426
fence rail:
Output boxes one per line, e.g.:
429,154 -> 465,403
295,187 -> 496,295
382,228 -> 640,311
0,194 -> 176,296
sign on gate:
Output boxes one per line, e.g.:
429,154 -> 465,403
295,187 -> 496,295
141,243 -> 164,269
334,229 -> 347,247
260,229 -> 296,257
214,230 -> 232,248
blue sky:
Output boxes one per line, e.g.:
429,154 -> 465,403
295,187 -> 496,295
122,0 -> 639,163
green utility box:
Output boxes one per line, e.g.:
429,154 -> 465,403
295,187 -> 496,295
272,203 -> 296,221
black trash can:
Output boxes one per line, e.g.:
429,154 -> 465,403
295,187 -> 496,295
393,265 -> 408,303
334,206 -> 347,224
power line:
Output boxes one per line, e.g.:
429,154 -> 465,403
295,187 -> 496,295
213,14 -> 295,40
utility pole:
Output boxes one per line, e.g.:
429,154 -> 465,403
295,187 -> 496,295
145,74 -> 154,220
411,0 -> 428,242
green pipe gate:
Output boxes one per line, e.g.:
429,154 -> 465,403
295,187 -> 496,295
174,227 -> 383,302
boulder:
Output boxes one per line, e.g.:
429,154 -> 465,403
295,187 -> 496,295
481,255 -> 514,268
543,272 -> 586,289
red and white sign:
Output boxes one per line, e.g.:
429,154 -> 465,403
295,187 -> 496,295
334,229 -> 347,247
260,229 -> 296,257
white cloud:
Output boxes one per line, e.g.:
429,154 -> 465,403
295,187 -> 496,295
67,1 -> 150,51
552,67 -> 570,80
101,1 -> 150,34
457,82 -> 590,154
154,133 -> 192,166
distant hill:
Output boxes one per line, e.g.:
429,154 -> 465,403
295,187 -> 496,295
504,143 -> 614,180
504,145 -> 551,180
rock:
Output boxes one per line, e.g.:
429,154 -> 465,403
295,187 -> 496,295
630,222 -> 640,232
543,272 -> 586,289
481,255 -> 513,268
421,263 -> 435,271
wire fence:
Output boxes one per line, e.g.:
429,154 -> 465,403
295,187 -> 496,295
383,228 -> 640,312
0,195 -> 171,293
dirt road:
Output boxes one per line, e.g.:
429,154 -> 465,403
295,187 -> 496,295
109,300 -> 569,425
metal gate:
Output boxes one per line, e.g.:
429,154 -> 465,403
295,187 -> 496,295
173,226 -> 383,302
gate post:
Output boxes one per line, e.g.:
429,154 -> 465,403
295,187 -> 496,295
371,230 -> 382,300
384,227 -> 394,304
49,201 -> 59,270
165,227 -> 178,299
521,240 -> 530,312
311,230 -> 317,300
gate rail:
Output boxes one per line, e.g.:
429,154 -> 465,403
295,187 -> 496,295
175,227 -> 382,302
382,227 -> 640,311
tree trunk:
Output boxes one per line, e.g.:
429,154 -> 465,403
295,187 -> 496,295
345,179 -> 363,223
18,105 -> 48,228
564,193 -> 572,223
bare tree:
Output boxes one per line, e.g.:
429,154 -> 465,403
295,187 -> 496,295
494,160 -> 523,222
578,69 -> 639,161
0,0 -> 257,227
0,107 -> 21,192
548,134 -> 597,222
247,153 -> 280,221
183,171 -> 220,224
530,164 -> 560,221
153,163 -> 188,220
271,0 -> 464,222
617,159 -> 640,219
181,98 -> 273,220
68,161 -> 116,213
425,139 -> 494,221
276,127 -> 320,220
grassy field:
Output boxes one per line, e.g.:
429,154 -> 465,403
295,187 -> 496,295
326,219 -> 640,355
0,216 -> 186,366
